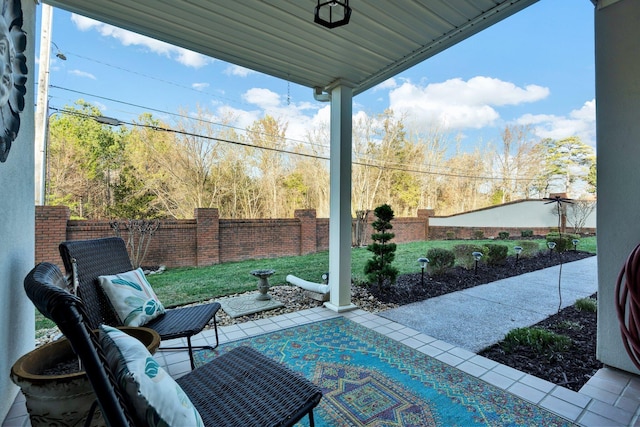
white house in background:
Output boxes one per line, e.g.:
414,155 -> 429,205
430,199 -> 597,231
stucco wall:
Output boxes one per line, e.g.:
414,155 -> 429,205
0,0 -> 35,419
429,199 -> 596,230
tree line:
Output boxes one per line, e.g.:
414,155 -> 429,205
45,101 -> 596,220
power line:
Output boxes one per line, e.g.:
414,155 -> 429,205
49,53 -> 550,184
64,51 -> 280,112
50,107 -> 541,183
49,85 -> 328,151
49,86 -> 528,180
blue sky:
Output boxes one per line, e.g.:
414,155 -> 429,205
39,0 -> 595,153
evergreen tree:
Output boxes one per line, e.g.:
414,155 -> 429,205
364,204 -> 399,292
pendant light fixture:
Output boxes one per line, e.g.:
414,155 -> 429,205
314,0 -> 351,29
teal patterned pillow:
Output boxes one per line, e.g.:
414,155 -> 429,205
98,325 -> 204,426
98,268 -> 166,327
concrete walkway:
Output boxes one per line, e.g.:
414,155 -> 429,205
380,256 -> 598,353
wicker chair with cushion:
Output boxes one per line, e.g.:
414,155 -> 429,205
59,236 -> 220,369
24,262 -> 323,427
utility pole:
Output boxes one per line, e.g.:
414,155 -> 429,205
34,4 -> 53,206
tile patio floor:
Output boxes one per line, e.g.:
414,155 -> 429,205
4,307 -> 640,426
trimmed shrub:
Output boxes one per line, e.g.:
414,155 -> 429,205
502,327 -> 572,354
426,247 -> 455,275
473,229 -> 485,240
453,244 -> 487,270
484,243 -> 508,266
515,240 -> 540,258
364,204 -> 399,292
546,232 -> 580,252
446,230 -> 455,240
498,231 -> 510,240
521,229 -> 534,238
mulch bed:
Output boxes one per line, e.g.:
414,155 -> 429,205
369,250 -> 602,392
480,297 -> 599,391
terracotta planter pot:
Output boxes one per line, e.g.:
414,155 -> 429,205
11,326 -> 160,427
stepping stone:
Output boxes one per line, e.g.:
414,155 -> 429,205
219,292 -> 285,318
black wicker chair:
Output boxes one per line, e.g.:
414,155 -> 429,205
24,262 -> 323,427
59,237 -> 220,369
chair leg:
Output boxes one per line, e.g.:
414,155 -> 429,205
309,410 -> 315,427
157,320 -> 220,370
212,316 -> 219,349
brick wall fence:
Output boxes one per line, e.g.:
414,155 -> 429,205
35,206 -> 432,270
36,205 -> 593,271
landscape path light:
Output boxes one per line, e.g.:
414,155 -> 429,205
472,251 -> 483,275
417,257 -> 429,286
572,239 -> 580,251
514,246 -> 523,264
547,241 -> 556,257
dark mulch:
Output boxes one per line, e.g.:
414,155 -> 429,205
480,297 -> 599,391
369,250 -> 602,392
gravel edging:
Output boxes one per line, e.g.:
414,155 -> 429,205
35,284 -> 396,347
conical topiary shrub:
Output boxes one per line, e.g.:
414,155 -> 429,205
364,204 -> 399,292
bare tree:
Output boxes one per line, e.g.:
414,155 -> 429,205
352,113 -> 384,212
412,126 -> 449,210
438,147 -> 490,215
244,115 -> 290,218
290,126 -> 330,217
566,200 -> 596,234
490,125 -> 541,203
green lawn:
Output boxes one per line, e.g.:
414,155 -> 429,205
35,236 -> 596,335
150,236 -> 597,306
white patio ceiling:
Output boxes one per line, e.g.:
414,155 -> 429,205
42,0 -> 539,96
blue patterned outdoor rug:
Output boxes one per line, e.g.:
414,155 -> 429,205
194,317 -> 575,427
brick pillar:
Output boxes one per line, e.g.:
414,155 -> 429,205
295,209 -> 317,255
35,205 -> 70,268
195,208 -> 220,266
417,209 -> 435,240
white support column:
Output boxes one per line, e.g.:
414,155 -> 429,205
595,0 -> 640,374
34,4 -> 53,206
325,83 -> 356,312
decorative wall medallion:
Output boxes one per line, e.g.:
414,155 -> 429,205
0,0 -> 27,163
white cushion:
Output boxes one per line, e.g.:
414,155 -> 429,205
98,268 -> 165,327
98,325 -> 204,426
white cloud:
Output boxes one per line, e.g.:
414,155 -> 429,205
69,69 -> 96,80
214,106 -> 262,132
224,65 -> 256,77
210,88 -> 329,143
388,76 -> 549,131
192,82 -> 210,91
71,14 -> 212,68
373,78 -> 398,91
242,88 -> 281,110
311,105 -> 331,128
517,99 -> 596,147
